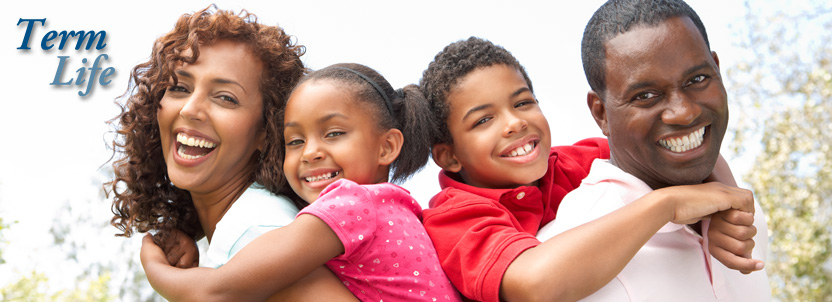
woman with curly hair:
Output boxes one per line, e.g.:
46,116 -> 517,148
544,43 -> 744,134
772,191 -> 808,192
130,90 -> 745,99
106,6 -> 357,300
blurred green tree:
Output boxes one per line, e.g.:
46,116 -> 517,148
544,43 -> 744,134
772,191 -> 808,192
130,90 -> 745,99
726,1 -> 832,301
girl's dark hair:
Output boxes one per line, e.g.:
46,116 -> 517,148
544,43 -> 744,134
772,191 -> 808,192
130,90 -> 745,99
296,63 -> 434,183
105,5 -> 306,246
419,36 -> 533,145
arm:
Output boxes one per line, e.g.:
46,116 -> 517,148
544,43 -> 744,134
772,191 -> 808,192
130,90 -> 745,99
267,266 -> 359,302
501,181 -> 755,302
141,214 -> 345,302
706,154 -> 764,273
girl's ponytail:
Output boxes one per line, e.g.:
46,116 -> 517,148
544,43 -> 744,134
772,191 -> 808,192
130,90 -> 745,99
389,84 -> 435,182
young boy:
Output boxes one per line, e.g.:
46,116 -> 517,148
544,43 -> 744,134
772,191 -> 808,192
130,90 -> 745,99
419,36 -> 762,301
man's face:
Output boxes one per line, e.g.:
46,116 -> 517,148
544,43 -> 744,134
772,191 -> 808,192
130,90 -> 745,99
593,16 -> 728,189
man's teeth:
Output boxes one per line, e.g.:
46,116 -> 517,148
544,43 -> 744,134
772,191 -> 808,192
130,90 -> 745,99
659,127 -> 705,153
508,143 -> 534,157
305,171 -> 339,182
177,133 -> 216,148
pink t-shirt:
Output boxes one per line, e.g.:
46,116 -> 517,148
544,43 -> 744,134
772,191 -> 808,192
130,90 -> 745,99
298,179 -> 461,302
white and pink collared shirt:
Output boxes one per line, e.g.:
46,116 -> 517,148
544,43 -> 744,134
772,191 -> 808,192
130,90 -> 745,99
537,159 -> 770,302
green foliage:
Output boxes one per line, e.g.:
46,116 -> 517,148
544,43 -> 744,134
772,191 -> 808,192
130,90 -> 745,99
727,1 -> 832,301
0,217 -> 7,264
0,271 -> 116,302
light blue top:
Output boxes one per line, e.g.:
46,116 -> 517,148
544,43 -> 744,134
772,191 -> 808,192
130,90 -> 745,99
201,183 -> 299,268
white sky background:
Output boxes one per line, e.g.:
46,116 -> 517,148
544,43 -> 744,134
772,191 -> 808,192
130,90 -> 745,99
0,0 -> 748,290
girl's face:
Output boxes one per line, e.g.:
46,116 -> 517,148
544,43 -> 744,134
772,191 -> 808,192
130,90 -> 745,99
157,40 -> 266,196
283,80 -> 392,203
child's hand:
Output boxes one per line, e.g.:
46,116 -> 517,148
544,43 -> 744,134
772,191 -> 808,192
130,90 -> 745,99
661,182 -> 755,225
140,233 -> 174,283
708,209 -> 764,274
161,229 -> 199,268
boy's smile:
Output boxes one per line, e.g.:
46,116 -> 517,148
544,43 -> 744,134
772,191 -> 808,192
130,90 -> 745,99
435,64 -> 551,189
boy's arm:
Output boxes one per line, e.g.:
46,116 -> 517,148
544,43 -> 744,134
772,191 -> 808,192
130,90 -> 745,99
422,193 -> 544,302
706,154 -> 764,273
501,181 -> 757,302
141,214 -> 345,302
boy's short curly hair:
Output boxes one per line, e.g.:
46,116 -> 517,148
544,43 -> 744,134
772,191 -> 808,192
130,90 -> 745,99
419,37 -> 533,145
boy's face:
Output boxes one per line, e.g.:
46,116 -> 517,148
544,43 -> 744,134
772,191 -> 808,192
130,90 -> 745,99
434,64 -> 551,189
589,16 -> 728,189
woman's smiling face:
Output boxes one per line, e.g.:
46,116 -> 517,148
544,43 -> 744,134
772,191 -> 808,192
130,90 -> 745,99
157,40 -> 266,195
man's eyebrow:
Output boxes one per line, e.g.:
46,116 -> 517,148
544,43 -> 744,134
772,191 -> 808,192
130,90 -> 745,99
624,62 -> 714,93
682,62 -> 713,76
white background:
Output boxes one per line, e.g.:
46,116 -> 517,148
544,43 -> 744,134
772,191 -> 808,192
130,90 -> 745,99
0,0 -> 747,290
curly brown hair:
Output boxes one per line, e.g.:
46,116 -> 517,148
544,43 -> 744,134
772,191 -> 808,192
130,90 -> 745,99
105,5 -> 306,246
419,37 -> 533,145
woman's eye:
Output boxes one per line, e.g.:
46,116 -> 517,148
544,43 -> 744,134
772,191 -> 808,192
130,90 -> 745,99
167,85 -> 188,93
286,139 -> 304,146
218,95 -> 239,105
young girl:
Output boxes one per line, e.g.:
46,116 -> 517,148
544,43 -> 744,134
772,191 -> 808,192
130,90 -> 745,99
141,63 -> 462,302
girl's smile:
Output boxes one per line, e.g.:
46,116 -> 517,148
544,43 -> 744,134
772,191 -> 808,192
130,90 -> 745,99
283,79 -> 395,203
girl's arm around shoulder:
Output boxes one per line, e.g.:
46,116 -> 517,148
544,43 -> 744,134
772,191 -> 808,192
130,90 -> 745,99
140,213 -> 347,302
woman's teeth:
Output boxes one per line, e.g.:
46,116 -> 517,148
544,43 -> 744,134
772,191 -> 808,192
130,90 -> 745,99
659,127 -> 705,153
177,133 -> 216,148
305,171 -> 339,182
176,133 -> 216,159
507,143 -> 534,157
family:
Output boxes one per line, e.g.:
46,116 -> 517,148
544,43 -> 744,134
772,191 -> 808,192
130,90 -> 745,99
106,0 -> 771,301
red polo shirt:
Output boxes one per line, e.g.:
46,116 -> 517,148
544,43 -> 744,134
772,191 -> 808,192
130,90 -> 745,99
422,138 -> 610,302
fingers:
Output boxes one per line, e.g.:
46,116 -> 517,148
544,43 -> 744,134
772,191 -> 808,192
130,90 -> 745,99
177,250 -> 199,268
712,214 -> 757,240
140,233 -> 167,267
709,247 -> 765,274
708,215 -> 763,274
729,187 -> 755,213
166,245 -> 185,267
719,209 -> 755,226
175,240 -> 200,268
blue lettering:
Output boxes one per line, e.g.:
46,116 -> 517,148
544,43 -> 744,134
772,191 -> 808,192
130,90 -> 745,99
78,54 -> 111,97
16,18 -> 46,50
50,56 -> 73,85
41,31 -> 57,50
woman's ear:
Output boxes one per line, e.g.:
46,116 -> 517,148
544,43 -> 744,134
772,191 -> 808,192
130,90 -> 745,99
255,127 -> 267,154
587,90 -> 610,137
378,128 -> 403,165
431,143 -> 462,173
